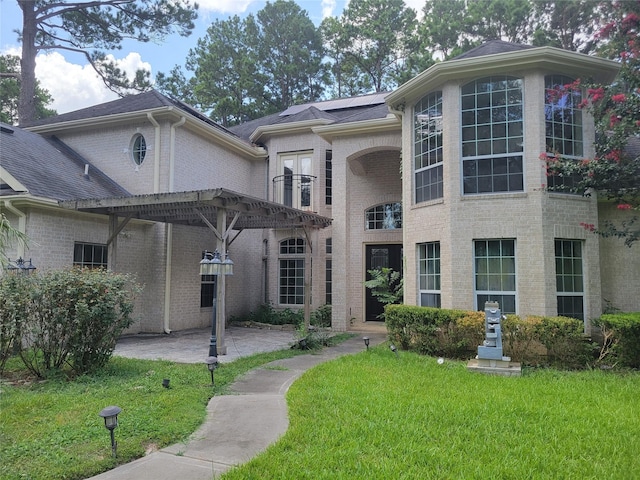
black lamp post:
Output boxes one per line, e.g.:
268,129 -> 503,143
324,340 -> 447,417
98,405 -> 122,458
363,337 -> 370,350
200,249 -> 234,358
7,257 -> 36,274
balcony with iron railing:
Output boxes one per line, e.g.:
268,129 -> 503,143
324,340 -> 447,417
272,173 -> 317,211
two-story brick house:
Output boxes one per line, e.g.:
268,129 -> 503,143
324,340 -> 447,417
2,41 -> 637,344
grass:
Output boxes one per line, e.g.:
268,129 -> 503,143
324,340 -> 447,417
0,348 -> 305,480
220,346 -> 640,480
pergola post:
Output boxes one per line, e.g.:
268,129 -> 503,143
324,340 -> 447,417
215,208 -> 227,355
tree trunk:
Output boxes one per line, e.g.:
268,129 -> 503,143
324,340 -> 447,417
18,0 -> 38,124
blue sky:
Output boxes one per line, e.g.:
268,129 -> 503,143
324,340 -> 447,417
0,0 -> 422,114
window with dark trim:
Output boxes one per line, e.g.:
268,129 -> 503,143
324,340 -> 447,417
325,150 -> 332,206
73,242 -> 107,269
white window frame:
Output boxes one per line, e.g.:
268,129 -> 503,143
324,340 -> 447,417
473,239 -> 517,314
461,76 -> 524,195
555,239 -> 585,322
278,152 -> 313,211
279,238 -> 306,306
414,91 -> 444,203
418,242 -> 441,308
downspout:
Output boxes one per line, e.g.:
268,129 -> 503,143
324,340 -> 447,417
146,112 -> 161,194
161,115 -> 186,334
2,200 -> 27,258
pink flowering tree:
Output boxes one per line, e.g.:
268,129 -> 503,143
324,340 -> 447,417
543,1 -> 639,247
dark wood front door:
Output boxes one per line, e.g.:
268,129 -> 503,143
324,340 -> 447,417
365,244 -> 403,322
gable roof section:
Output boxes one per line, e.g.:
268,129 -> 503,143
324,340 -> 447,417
22,90 -> 266,159
0,123 -> 130,201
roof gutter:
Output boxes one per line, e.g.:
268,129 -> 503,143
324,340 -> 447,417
312,115 -> 400,142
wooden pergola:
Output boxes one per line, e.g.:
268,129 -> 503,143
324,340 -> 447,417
60,188 -> 332,353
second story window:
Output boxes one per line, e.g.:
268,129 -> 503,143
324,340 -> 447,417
461,76 -> 524,195
545,75 -> 583,192
414,91 -> 443,203
366,203 -> 402,230
275,152 -> 315,211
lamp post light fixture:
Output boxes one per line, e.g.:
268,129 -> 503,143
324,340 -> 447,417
98,405 -> 122,458
200,249 -> 234,358
7,257 -> 36,274
363,337 -> 370,350
205,356 -> 218,385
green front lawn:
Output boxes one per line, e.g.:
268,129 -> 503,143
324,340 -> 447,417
221,348 -> 640,479
0,349 -> 303,480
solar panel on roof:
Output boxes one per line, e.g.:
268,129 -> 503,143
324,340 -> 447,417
280,92 -> 388,116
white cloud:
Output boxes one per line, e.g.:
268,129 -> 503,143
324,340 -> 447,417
321,0 -> 336,18
196,0 -> 257,14
33,51 -> 151,114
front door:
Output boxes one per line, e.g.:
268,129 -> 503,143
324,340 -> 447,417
365,244 -> 403,321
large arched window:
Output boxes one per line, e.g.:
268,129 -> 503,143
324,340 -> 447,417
365,203 -> 402,230
414,91 -> 443,202
461,76 -> 524,194
279,238 -> 306,305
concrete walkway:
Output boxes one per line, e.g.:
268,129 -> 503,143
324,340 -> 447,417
89,325 -> 387,480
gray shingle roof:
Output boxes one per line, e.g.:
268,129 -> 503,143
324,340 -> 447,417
1,123 -> 130,201
20,90 -> 241,141
453,40 -> 534,60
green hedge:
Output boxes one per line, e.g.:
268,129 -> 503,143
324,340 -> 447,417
385,305 -> 595,369
595,312 -> 640,368
0,268 -> 141,377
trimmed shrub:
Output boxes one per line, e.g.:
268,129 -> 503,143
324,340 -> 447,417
502,315 -> 544,365
2,268 -> 141,377
385,305 -> 484,359
0,274 -> 34,374
310,304 -> 332,328
534,316 -> 594,369
595,312 -> 640,368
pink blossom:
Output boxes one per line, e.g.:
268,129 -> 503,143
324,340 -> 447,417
588,87 -> 605,103
580,222 -> 596,232
612,93 -> 626,103
617,204 -> 633,210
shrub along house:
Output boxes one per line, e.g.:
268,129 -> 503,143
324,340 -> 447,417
1,41 -> 637,346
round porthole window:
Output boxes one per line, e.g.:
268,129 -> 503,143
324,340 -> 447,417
131,134 -> 147,166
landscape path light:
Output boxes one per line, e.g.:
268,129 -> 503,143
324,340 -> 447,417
98,405 -> 121,458
363,337 -> 370,350
205,356 -> 218,385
